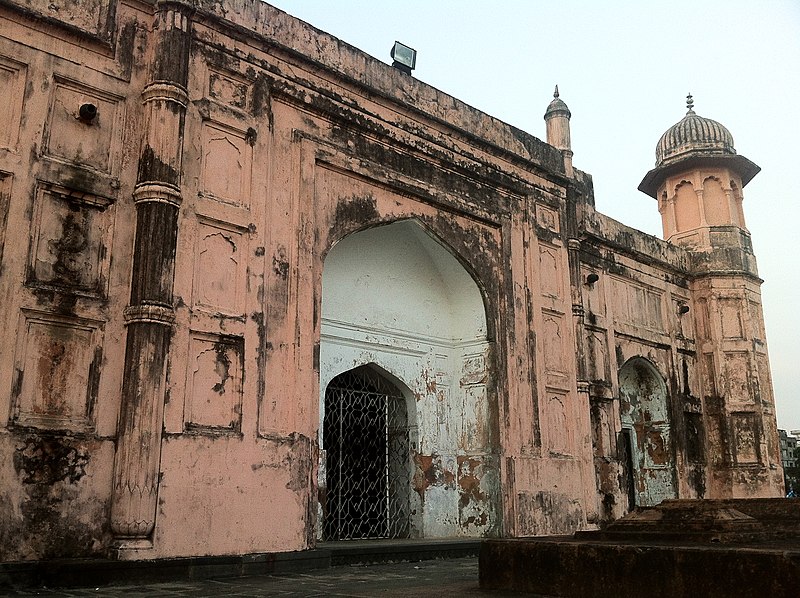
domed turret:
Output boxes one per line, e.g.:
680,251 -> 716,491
639,95 -> 761,245
544,86 -> 573,176
639,94 -> 759,199
544,85 -> 572,121
655,95 -> 735,166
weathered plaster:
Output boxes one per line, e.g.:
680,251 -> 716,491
0,0 -> 782,563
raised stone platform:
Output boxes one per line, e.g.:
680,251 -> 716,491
0,538 -> 480,590
480,499 -> 800,597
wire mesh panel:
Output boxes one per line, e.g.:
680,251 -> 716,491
323,366 -> 411,541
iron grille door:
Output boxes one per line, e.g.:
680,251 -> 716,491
323,367 -> 410,540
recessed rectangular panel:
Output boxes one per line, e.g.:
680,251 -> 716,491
723,352 -> 751,403
542,312 -> 569,390
27,184 -> 114,296
200,121 -> 252,207
720,298 -> 744,339
585,329 -> 608,382
545,391 -> 571,454
0,56 -> 25,151
536,204 -> 560,233
0,173 -> 11,267
610,277 -> 664,332
748,301 -> 765,343
192,220 -> 246,315
538,244 -> 561,299
11,311 -> 102,430
581,266 -> 605,315
43,77 -> 123,174
460,384 -> 488,450
756,354 -> 774,404
731,412 -> 759,464
184,332 -> 244,433
208,69 -> 250,110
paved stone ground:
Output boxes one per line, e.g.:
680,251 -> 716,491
4,557 -> 536,597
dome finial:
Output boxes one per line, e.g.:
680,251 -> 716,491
554,85 -> 559,99
686,93 -> 695,114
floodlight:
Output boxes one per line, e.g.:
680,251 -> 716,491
391,41 -> 416,75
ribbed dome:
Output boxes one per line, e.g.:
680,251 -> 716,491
655,95 -> 735,166
640,95 -> 760,199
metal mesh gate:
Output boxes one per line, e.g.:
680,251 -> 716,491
323,366 -> 411,541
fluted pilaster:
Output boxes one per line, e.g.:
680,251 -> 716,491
110,0 -> 193,546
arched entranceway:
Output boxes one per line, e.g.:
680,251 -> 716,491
618,357 -> 677,508
319,219 -> 497,539
323,365 -> 412,540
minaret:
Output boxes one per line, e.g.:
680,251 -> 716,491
639,96 -> 783,498
544,86 -> 573,176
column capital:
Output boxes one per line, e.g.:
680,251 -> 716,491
133,182 -> 182,207
124,304 -> 176,326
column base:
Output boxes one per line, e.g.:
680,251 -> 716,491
112,538 -> 154,560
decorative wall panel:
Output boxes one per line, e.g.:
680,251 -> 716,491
542,313 -> 568,389
200,121 -> 252,207
723,352 -> 751,404
44,77 -> 123,174
546,392 -> 570,454
184,332 -> 244,433
720,299 -> 744,339
0,56 -> 25,151
536,204 -> 559,233
26,183 -> 114,296
748,301 -> 765,342
0,172 -> 11,266
731,413 -> 759,464
610,277 -> 664,332
192,221 -> 246,315
586,329 -> 608,382
539,244 -> 561,299
11,310 -> 102,430
208,69 -> 250,110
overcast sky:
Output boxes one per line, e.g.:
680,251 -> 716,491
267,1 -> 800,431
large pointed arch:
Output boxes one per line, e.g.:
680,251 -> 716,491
318,218 -> 499,539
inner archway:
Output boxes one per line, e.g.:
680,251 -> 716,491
618,357 -> 677,507
323,365 -> 411,540
319,219 -> 496,539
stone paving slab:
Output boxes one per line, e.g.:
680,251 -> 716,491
3,557 -> 536,597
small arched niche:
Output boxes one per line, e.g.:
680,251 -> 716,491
674,181 -> 700,231
702,176 -> 730,226
319,219 -> 497,539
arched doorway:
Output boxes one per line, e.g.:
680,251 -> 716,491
319,219 -> 497,539
323,365 -> 411,540
618,357 -> 677,508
